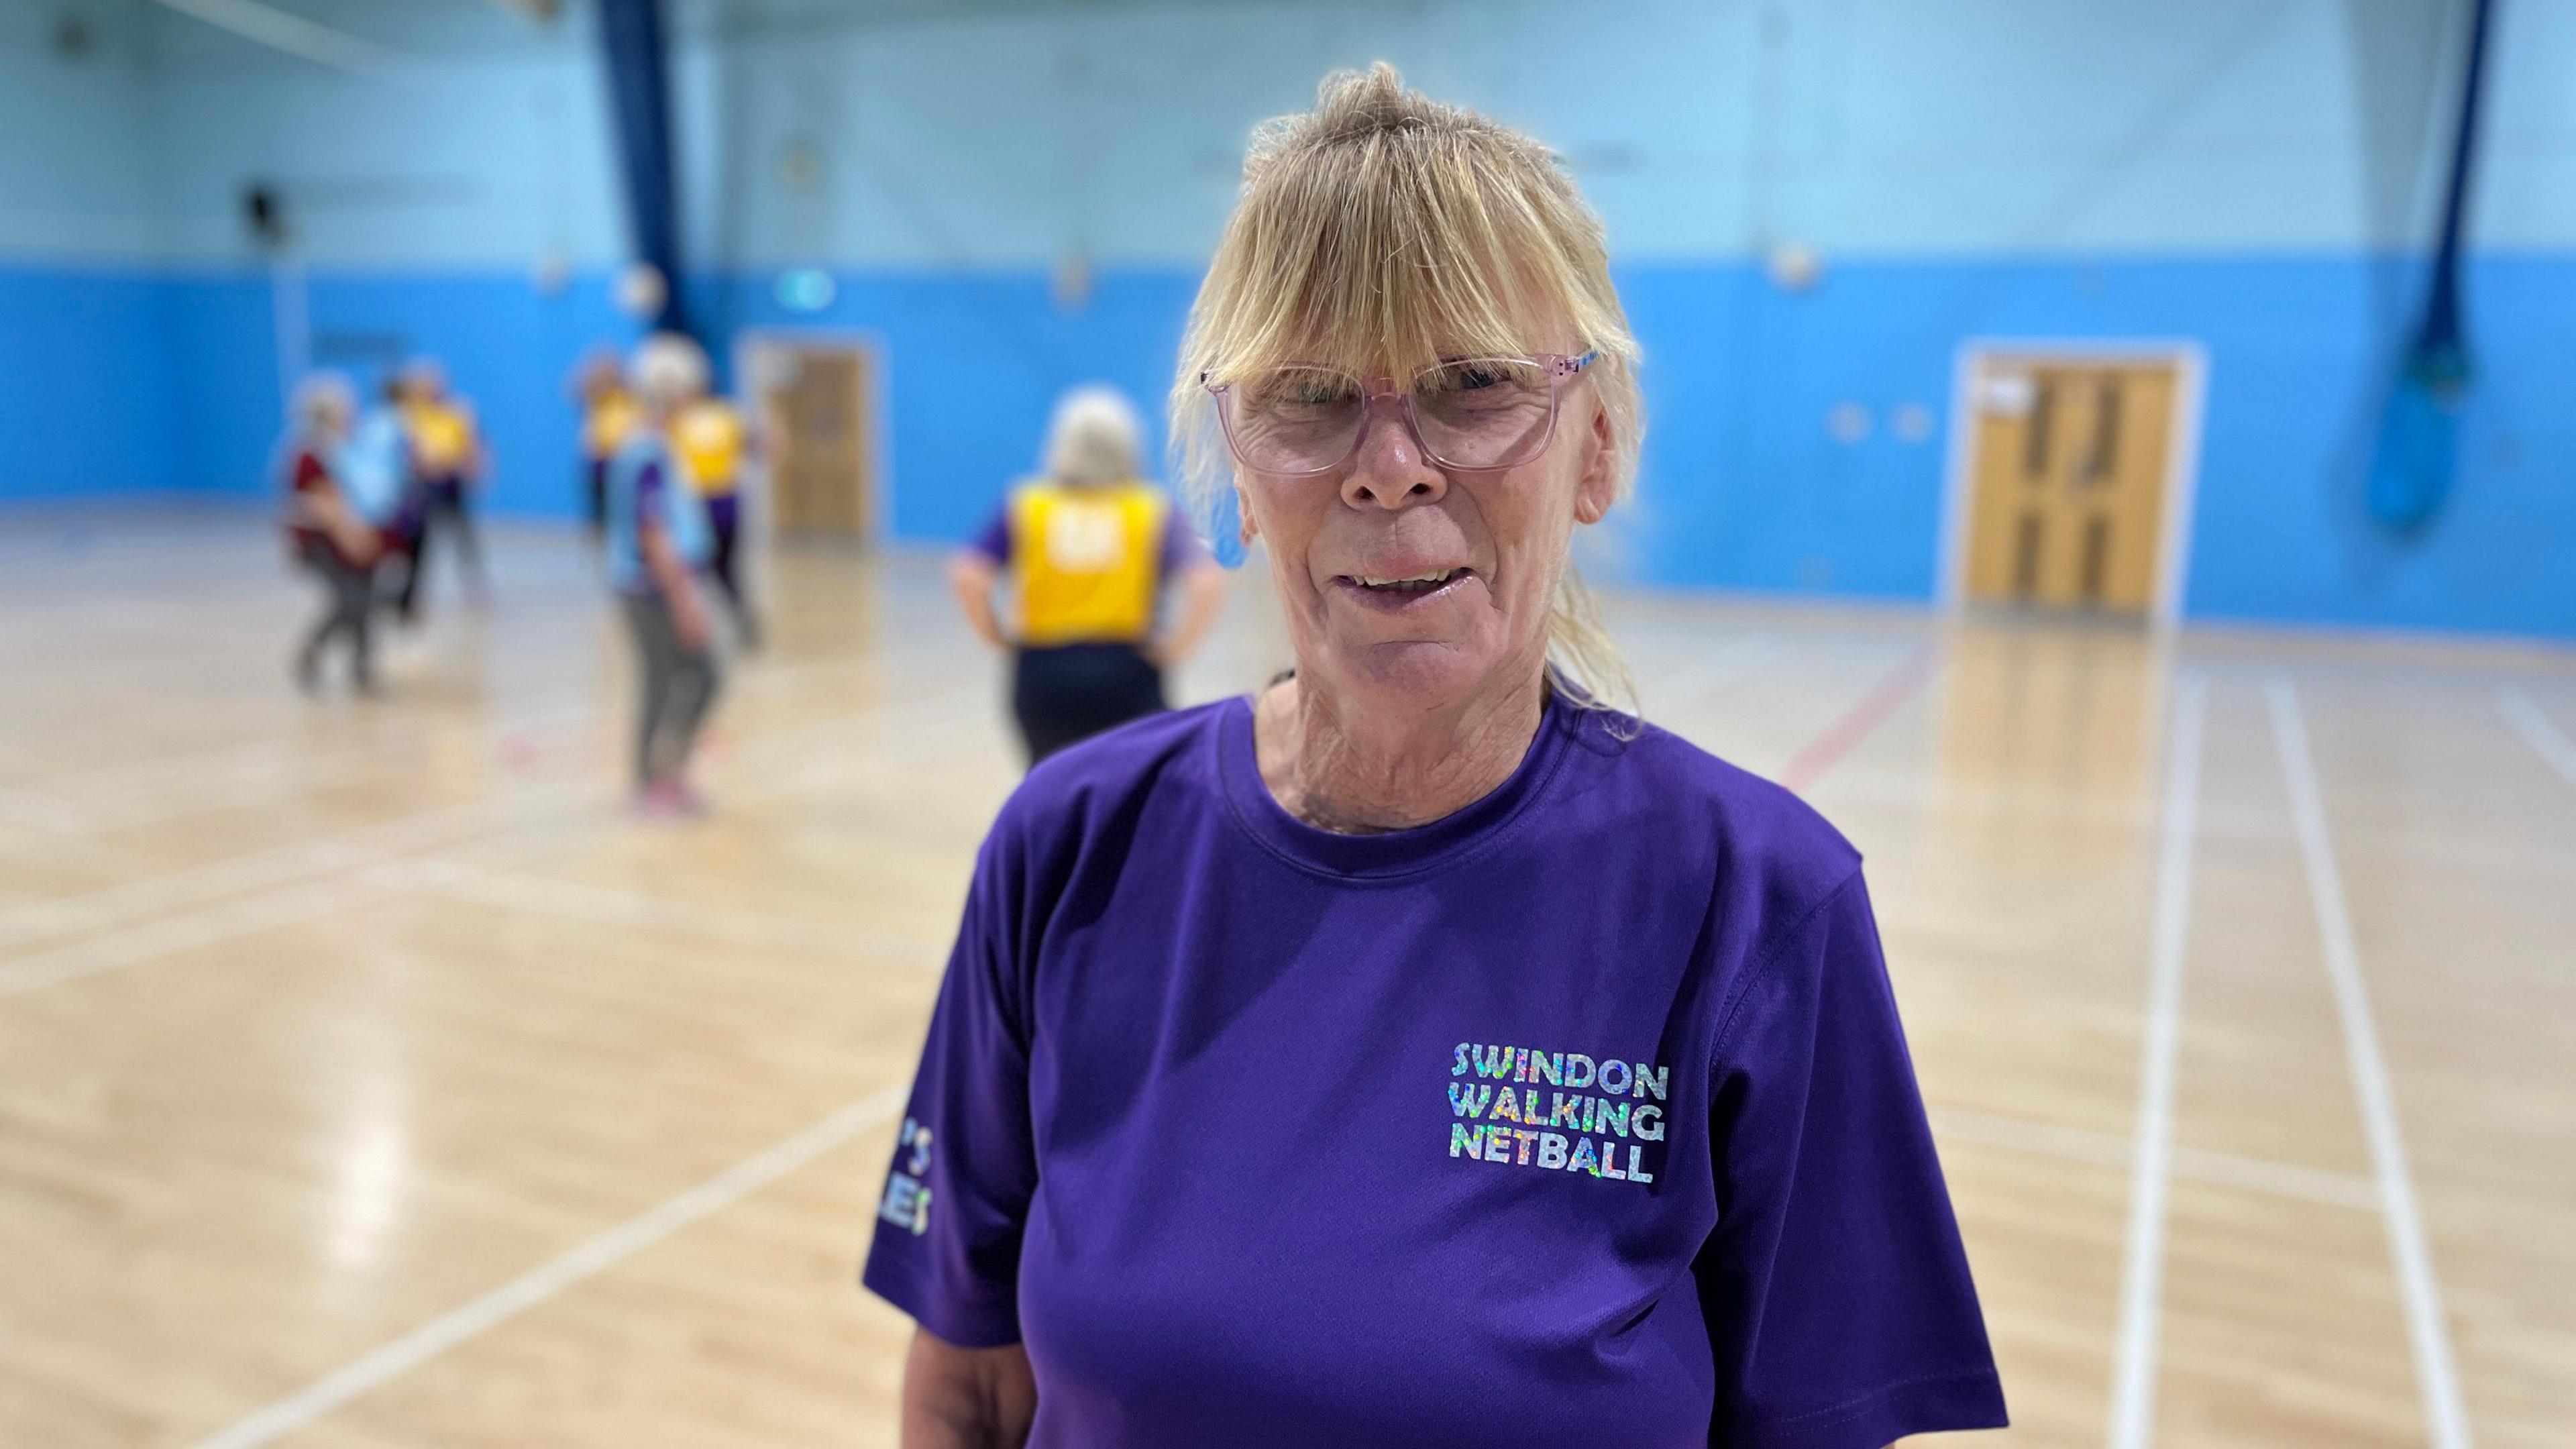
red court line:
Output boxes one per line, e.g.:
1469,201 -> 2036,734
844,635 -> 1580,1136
1777,643 -> 1941,795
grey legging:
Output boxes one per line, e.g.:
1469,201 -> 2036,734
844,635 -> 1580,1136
621,590 -> 722,787
297,536 -> 375,687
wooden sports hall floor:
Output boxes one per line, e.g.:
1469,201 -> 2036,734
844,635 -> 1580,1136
1,505 -> 2569,1449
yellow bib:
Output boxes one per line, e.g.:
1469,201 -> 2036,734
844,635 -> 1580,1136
1008,481 -> 1168,646
405,400 -> 476,476
672,400 -> 747,496
583,390 -> 639,461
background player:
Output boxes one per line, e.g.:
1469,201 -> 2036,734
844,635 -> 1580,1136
392,358 -> 489,619
949,385 -> 1226,765
574,347 -> 637,547
277,372 -> 380,694
605,333 -> 724,816
670,382 -> 760,649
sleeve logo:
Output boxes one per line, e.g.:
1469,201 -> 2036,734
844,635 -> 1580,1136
876,1116 -> 935,1236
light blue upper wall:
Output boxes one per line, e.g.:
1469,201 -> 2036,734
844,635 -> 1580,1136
689,0 -> 2576,270
140,1 -> 627,270
123,0 -> 2576,274
0,1 -> 160,262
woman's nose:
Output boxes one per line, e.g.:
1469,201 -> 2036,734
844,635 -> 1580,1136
1340,401 -> 1448,511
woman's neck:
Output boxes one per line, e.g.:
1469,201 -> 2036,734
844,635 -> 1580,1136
1254,664 -> 1550,834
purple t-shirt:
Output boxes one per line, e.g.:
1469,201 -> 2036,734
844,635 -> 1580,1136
863,688 -> 2006,1448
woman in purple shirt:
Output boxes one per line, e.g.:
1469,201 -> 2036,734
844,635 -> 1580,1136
866,65 -> 2008,1449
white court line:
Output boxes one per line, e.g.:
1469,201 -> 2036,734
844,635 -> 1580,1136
2268,680 -> 2475,1449
365,859 -> 943,967
2174,1140 -> 2383,1212
2499,688 -> 2576,788
0,877 -> 392,998
2106,674 -> 2206,1449
1932,1107 -> 2378,1214
0,677 -> 971,961
4,702 -> 600,843
182,1083 -> 910,1449
1819,763 -> 2576,889
0,648 -> 914,843
0,782 -> 590,955
0,684 -> 994,995
2,650 -> 890,842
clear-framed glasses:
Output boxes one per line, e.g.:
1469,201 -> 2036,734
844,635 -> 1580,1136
1203,350 -> 1599,476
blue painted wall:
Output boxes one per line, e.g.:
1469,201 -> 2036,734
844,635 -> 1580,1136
157,272 -> 282,500
4,0 -> 2572,639
15,252 -> 2575,637
702,268 -> 1199,543
0,266 -> 175,501
0,3 -> 170,502
1617,253 -> 2576,635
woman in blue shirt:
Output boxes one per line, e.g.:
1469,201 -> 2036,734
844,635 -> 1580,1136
867,66 -> 2008,1449
605,333 -> 723,816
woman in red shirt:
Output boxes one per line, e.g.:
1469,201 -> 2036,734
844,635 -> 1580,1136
281,373 -> 382,694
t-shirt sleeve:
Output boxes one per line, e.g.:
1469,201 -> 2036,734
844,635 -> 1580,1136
861,816 -> 1039,1348
1696,871 -> 2007,1449
968,506 -> 1011,566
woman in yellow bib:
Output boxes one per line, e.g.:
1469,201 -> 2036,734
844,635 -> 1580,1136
573,349 -> 638,544
670,390 -> 760,648
951,386 -> 1226,766
392,357 -> 489,619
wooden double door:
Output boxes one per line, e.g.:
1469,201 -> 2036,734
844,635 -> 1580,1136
1962,357 -> 2184,616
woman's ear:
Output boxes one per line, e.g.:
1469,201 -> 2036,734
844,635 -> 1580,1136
1235,481 -> 1260,545
1571,403 -> 1617,526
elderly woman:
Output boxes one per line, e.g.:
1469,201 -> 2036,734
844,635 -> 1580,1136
951,385 -> 1228,767
390,357 -> 489,621
278,372 -> 380,693
605,333 -> 724,815
572,347 -> 638,543
866,67 -> 2006,1449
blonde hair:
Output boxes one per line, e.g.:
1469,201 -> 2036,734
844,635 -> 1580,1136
1044,384 -> 1146,486
1171,63 -> 1643,715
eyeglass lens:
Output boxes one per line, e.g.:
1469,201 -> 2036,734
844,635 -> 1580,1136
1226,358 -> 1558,472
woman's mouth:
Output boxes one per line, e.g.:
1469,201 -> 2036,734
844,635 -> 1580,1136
1335,568 -> 1474,610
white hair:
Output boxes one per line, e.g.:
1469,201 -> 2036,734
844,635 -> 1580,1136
291,371 -> 356,432
631,331 -> 710,413
1044,385 -> 1145,486
396,356 -> 447,396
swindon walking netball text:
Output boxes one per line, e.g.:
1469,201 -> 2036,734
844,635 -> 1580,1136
1448,1043 -> 1666,1184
